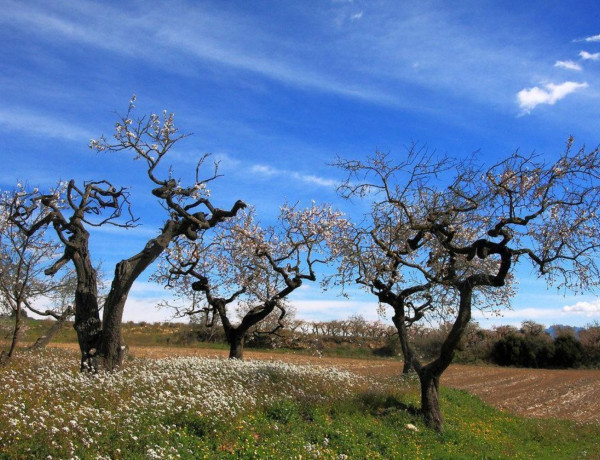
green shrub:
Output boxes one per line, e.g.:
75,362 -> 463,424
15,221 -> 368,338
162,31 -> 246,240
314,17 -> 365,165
491,333 -> 554,368
551,335 -> 584,368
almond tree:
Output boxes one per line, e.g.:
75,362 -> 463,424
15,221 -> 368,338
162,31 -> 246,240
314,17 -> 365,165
28,268 -> 80,351
331,139 -> 600,432
10,179 -> 136,371
157,204 -> 345,359
10,98 -> 246,371
0,186 -> 73,365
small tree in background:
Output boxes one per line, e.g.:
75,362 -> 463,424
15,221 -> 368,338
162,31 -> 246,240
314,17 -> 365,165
552,335 -> 584,368
28,268 -> 90,351
0,186 -> 73,364
157,204 -> 345,359
331,138 -> 600,432
491,326 -> 554,368
520,320 -> 546,337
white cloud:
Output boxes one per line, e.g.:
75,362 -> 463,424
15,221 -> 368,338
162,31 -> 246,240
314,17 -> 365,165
351,11 -> 364,21
579,50 -> 600,61
563,300 -> 600,317
123,296 -> 188,323
517,81 -> 588,113
250,164 -> 278,176
24,292 -> 186,324
297,173 -> 337,188
129,281 -> 172,298
584,33 -> 600,42
291,299 -> 380,322
167,150 -> 241,170
251,164 -> 337,188
554,60 -> 582,71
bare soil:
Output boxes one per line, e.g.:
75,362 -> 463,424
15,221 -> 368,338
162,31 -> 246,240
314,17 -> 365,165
50,343 -> 600,424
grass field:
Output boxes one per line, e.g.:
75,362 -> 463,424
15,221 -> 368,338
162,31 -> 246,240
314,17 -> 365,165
1,345 -> 599,459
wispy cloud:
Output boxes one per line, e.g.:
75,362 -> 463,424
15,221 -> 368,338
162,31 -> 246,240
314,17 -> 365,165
1,0 -> 576,117
0,1 -> 139,58
0,108 -> 94,141
0,1 -> 396,107
563,300 -> 600,317
579,50 -> 600,61
554,60 -> 582,71
250,164 -> 337,188
251,165 -> 278,176
517,81 -> 588,113
301,174 -> 337,187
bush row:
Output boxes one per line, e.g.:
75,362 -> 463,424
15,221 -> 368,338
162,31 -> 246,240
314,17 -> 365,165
174,316 -> 600,369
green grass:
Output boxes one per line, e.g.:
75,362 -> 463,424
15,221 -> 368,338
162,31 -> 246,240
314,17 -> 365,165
0,317 -> 221,348
1,348 -> 598,459
175,389 -> 599,459
0,316 -> 77,344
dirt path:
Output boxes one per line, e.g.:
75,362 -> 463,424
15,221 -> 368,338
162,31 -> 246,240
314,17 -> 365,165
51,343 -> 600,424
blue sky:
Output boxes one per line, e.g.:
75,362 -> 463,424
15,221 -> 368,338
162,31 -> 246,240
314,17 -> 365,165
2,0 -> 600,328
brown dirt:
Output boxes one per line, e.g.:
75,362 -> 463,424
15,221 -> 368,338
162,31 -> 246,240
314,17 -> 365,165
50,343 -> 600,424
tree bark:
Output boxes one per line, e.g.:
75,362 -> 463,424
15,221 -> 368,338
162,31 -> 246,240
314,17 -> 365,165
228,330 -> 245,360
46,224 -> 103,371
392,314 -> 415,374
214,299 -> 278,361
97,220 -> 181,370
3,306 -> 24,365
417,287 -> 473,432
419,369 -> 443,432
72,252 -> 102,372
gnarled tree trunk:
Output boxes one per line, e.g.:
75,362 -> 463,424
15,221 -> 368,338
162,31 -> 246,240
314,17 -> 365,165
417,287 -> 473,432
2,306 -> 24,366
71,243 -> 102,372
228,329 -> 245,360
392,314 -> 414,374
73,283 -> 102,371
418,368 -> 443,431
45,223 -> 102,371
97,220 -> 181,371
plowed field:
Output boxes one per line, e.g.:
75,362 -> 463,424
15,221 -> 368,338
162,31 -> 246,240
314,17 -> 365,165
52,343 -> 600,424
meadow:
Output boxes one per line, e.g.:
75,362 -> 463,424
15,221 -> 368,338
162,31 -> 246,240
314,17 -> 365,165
1,346 -> 599,459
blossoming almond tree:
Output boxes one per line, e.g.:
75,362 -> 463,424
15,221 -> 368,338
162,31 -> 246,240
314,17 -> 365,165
331,139 -> 600,432
156,204 -> 346,359
0,185 -> 73,365
28,269 -> 81,351
9,179 -> 137,371
10,97 -> 246,371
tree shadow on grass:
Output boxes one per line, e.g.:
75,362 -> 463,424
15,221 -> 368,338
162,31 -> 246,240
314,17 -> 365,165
358,392 -> 420,418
